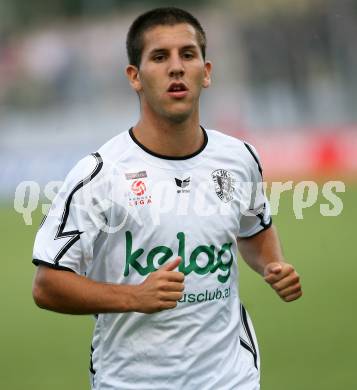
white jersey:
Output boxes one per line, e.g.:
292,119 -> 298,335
33,128 -> 272,390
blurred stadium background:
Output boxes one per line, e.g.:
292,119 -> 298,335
1,1 -> 356,389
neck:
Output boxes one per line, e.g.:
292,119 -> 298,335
132,110 -> 204,158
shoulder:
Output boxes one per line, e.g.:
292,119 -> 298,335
96,130 -> 133,165
206,128 -> 262,171
64,152 -> 103,186
64,131 -> 132,188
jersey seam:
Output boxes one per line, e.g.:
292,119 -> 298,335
94,168 -> 115,390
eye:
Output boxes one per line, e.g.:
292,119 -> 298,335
182,51 -> 194,59
153,54 -> 166,62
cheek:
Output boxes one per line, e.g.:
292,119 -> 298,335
191,66 -> 206,85
141,72 -> 165,98
190,73 -> 205,93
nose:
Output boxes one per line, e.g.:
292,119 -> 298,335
168,54 -> 185,78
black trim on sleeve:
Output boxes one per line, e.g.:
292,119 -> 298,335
243,142 -> 263,177
240,304 -> 258,369
89,344 -> 96,376
241,218 -> 273,239
32,259 -> 76,273
257,212 -> 273,229
54,152 -> 103,266
38,214 -> 48,230
129,126 -> 208,160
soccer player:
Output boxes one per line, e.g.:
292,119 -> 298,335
32,7 -> 302,390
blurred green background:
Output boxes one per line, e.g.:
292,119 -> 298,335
1,183 -> 355,389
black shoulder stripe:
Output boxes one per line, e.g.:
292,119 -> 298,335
38,214 -> 48,230
54,152 -> 103,265
243,142 -> 263,177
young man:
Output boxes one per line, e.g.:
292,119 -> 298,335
32,7 -> 302,390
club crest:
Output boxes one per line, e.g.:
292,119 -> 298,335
211,169 -> 235,202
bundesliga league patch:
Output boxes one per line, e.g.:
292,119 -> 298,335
131,180 -> 146,196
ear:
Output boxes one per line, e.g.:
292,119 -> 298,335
126,65 -> 142,92
202,61 -> 212,89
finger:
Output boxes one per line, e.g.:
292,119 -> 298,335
161,282 -> 185,292
264,264 -> 294,284
272,273 -> 300,291
160,301 -> 178,310
264,273 -> 278,284
278,283 -> 302,298
161,291 -> 183,302
283,290 -> 303,302
264,262 -> 283,277
161,257 -> 181,271
166,271 -> 185,282
264,272 -> 286,284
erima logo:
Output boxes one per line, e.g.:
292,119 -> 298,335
175,177 -> 190,193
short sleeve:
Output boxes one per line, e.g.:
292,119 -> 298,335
238,143 -> 272,238
32,152 -> 106,275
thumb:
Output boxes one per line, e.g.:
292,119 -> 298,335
161,257 -> 182,271
264,262 -> 282,276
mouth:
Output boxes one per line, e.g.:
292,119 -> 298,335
167,82 -> 189,99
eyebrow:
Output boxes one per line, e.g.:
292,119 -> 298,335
148,45 -> 199,55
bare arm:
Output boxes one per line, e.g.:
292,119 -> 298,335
32,257 -> 184,314
238,225 -> 284,276
238,225 -> 302,302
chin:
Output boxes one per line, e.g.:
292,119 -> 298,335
165,110 -> 192,124
161,103 -> 195,123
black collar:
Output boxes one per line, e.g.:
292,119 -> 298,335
128,126 -> 208,160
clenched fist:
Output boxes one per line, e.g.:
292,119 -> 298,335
135,257 -> 185,313
264,262 -> 302,302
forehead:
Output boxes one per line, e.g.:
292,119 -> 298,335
141,23 -> 200,54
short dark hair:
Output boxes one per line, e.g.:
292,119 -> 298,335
126,7 -> 207,68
